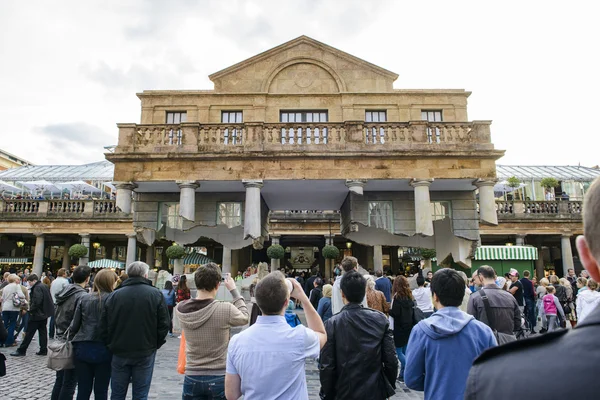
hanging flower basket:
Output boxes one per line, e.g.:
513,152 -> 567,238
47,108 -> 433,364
166,244 -> 186,260
68,244 -> 88,259
420,248 -> 436,260
266,244 -> 285,260
322,245 -> 340,260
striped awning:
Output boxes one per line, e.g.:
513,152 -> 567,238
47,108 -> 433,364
0,257 -> 30,264
183,252 -> 214,265
88,259 -> 126,269
475,246 -> 538,261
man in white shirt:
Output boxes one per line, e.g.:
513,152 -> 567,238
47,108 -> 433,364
331,257 -> 367,314
225,271 -> 327,400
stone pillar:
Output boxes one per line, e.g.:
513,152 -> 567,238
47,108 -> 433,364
62,238 -> 72,270
79,233 -> 90,266
561,234 -> 574,277
115,182 -> 137,214
271,236 -> 281,270
177,181 -> 199,221
373,245 -> 383,273
33,233 -> 45,277
410,179 -> 434,236
242,180 -> 263,240
222,246 -> 232,274
345,179 -> 367,195
173,259 -> 184,275
516,234 -> 526,246
474,179 -> 498,226
535,242 -> 545,280
146,245 -> 155,269
126,233 -> 137,267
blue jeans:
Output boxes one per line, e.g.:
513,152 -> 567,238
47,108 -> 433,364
396,345 -> 407,378
15,311 -> 28,336
111,351 -> 156,400
51,369 -> 77,400
524,298 -> 536,330
182,375 -> 225,400
1,310 -> 19,346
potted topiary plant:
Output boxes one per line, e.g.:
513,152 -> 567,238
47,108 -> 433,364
507,176 -> 521,189
322,245 -> 340,260
266,244 -> 285,260
166,244 -> 186,274
68,243 -> 88,265
540,177 -> 558,200
420,248 -> 436,270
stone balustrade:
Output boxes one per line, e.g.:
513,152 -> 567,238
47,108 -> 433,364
115,120 -> 493,154
496,200 -> 583,218
0,199 -> 128,219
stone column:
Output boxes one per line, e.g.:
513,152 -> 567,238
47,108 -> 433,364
535,242 -> 545,280
126,233 -> 137,267
222,246 -> 232,274
474,179 -> 498,226
146,245 -> 155,269
62,238 -> 72,270
177,181 -> 199,221
32,233 -> 45,277
242,180 -> 263,240
79,233 -> 90,266
115,182 -> 137,214
173,259 -> 184,275
410,179 -> 434,236
516,234 -> 526,246
345,179 -> 367,195
271,236 -> 281,270
373,245 -> 383,273
561,234 -> 574,277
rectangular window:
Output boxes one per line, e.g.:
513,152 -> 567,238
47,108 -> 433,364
421,110 -> 443,144
368,201 -> 393,232
280,110 -> 328,144
431,201 -> 451,221
166,112 -> 187,124
165,112 -> 186,145
217,202 -> 243,228
365,110 -> 387,144
221,111 -> 243,145
158,202 -> 183,230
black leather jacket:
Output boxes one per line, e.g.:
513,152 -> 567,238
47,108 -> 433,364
319,303 -> 398,400
29,281 -> 55,321
55,284 -> 87,340
69,291 -> 110,343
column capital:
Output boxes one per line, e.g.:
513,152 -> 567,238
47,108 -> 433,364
345,179 -> 367,195
176,180 -> 200,190
473,178 -> 498,188
114,182 -> 138,191
33,232 -> 45,238
561,232 -> 573,238
242,179 -> 264,189
410,179 -> 433,188
79,233 -> 90,239
126,232 -> 138,239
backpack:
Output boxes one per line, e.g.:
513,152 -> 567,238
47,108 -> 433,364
285,313 -> 302,328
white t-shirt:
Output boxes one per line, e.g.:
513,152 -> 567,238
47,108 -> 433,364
412,287 -> 434,313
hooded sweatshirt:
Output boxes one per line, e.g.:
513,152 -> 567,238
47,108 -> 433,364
576,289 -> 600,323
412,287 -> 434,313
55,284 -> 87,340
405,307 -> 497,400
175,288 -> 248,376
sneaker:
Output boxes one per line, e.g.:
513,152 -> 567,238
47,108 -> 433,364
168,333 -> 174,338
178,335 -> 182,339
10,351 -> 25,357
397,376 -> 404,383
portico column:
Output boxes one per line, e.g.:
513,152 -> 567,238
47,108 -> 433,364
146,245 -> 155,269
79,233 -> 90,266
242,180 -> 263,240
177,181 -> 199,221
126,233 -> 137,267
373,245 -> 383,272
534,240 -> 545,280
474,179 -> 498,226
271,236 -> 281,270
115,182 -> 137,214
410,179 -> 434,236
561,234 -> 574,277
345,179 -> 367,195
516,234 -> 526,246
222,246 -> 232,274
62,238 -> 72,270
33,233 -> 45,277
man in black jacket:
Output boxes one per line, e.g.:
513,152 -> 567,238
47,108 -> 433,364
101,261 -> 170,400
11,274 -> 54,356
319,271 -> 398,399
465,177 -> 600,399
50,265 -> 91,400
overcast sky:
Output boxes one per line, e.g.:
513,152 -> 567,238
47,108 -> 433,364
1,0 -> 598,167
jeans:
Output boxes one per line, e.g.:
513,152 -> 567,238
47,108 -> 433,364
182,375 -> 225,400
74,357 -> 111,400
111,351 -> 157,400
17,318 -> 47,354
51,369 -> 78,400
49,314 -> 56,339
168,305 -> 174,334
1,310 -> 19,346
15,311 -> 29,337
396,345 -> 407,379
524,298 -> 536,330
547,315 -> 559,332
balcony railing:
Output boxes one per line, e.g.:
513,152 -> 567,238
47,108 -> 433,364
1,200 -> 128,219
496,200 -> 582,217
114,120 -> 494,154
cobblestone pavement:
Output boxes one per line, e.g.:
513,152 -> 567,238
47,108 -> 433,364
0,312 -> 423,399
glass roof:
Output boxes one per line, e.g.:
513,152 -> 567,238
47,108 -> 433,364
497,165 -> 600,181
0,161 -> 114,182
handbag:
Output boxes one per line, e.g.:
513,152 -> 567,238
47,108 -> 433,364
47,328 -> 74,371
480,288 -> 517,345
388,299 -> 394,330
177,331 -> 186,374
412,302 -> 426,325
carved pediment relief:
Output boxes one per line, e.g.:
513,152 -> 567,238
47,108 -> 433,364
209,36 -> 398,94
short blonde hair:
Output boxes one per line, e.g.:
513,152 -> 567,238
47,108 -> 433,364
364,275 -> 375,290
7,274 -> 19,283
588,279 -> 599,291
546,285 -> 556,294
540,278 -> 550,287
549,275 -> 559,284
577,277 -> 588,287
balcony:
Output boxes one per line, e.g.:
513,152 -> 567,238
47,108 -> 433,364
0,199 -> 131,220
495,200 -> 582,221
110,120 -> 497,158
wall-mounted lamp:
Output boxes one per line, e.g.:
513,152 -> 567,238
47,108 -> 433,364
16,241 -> 25,248
92,241 -> 101,249
346,242 -> 352,249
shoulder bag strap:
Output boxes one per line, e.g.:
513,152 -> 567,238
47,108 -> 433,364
479,288 -> 497,331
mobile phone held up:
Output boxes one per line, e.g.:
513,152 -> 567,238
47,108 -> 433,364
222,273 -> 228,282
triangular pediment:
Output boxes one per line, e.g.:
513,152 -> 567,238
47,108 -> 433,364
209,36 -> 399,94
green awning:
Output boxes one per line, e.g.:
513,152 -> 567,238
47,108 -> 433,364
183,252 -> 214,265
475,246 -> 538,261
88,259 -> 126,269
